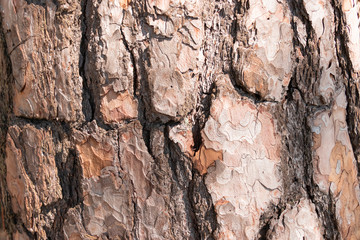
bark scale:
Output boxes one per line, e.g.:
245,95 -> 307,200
0,0 -> 359,239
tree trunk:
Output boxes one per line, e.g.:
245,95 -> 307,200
0,0 -> 360,239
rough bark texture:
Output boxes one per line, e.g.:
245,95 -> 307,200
0,0 -> 360,239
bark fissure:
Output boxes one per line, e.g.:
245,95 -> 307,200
189,172 -> 218,240
8,36 -> 36,56
0,13 -> 16,237
257,202 -> 285,239
192,80 -> 215,153
331,0 -> 360,182
46,149 -> 83,239
80,0 -> 94,123
282,1 -> 341,238
303,109 -> 340,240
166,126 -> 199,239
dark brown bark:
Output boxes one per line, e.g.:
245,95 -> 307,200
0,0 -> 360,239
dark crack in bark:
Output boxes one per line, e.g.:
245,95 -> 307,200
331,0 -> 360,183
283,1 -> 341,238
80,0 -> 94,123
0,11 -> 16,237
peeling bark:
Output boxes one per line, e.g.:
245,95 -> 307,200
1,0 -> 360,239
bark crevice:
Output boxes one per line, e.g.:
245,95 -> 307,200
331,0 -> 360,182
80,0 -> 94,123
282,1 -> 341,238
0,12 -> 17,237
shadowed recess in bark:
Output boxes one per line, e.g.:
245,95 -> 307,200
0,13 -> 18,238
331,0 -> 360,183
80,0 -> 94,123
285,1 -> 341,238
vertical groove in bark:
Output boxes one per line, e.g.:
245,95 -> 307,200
192,81 -> 215,153
284,87 -> 341,240
135,46 -> 152,157
188,83 -> 219,240
303,108 -> 340,240
257,202 -> 284,239
48,144 -> 83,239
0,12 -> 15,237
80,0 -> 93,123
189,172 -> 218,240
331,0 -> 360,182
282,1 -> 340,239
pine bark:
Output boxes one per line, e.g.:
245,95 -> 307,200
0,0 -> 360,239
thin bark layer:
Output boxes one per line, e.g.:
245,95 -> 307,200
0,0 -> 360,239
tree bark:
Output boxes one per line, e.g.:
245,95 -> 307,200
0,0 -> 360,239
